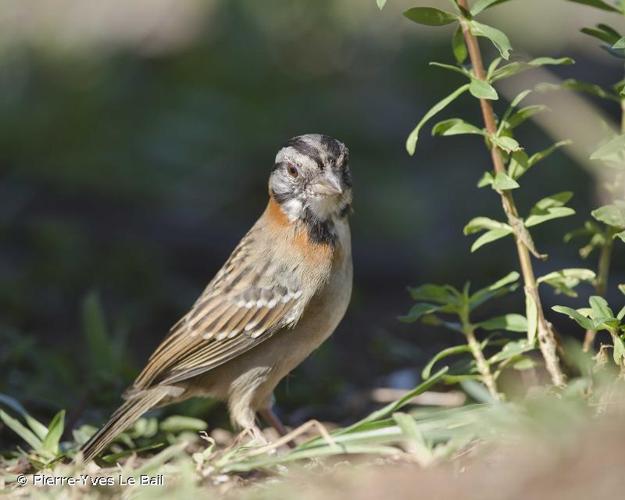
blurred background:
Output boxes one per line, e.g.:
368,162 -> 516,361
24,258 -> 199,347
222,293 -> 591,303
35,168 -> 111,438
1,0 -> 624,439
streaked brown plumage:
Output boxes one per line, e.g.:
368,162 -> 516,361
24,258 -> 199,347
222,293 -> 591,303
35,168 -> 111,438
80,134 -> 353,462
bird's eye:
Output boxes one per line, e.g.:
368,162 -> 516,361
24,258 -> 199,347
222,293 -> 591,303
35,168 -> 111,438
286,164 -> 299,178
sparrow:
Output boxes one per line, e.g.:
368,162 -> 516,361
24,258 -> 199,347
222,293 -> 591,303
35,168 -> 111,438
80,134 -> 353,462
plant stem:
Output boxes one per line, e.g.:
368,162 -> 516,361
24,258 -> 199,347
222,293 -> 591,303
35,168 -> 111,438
460,304 -> 500,400
583,91 -> 625,351
464,326 -> 500,400
457,0 -> 566,387
583,228 -> 614,351
609,329 -> 625,377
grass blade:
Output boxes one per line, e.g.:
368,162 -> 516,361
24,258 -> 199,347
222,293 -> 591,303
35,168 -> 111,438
0,409 -> 43,451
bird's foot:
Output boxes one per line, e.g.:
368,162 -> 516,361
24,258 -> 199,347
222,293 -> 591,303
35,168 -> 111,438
233,426 -> 268,448
241,419 -> 338,458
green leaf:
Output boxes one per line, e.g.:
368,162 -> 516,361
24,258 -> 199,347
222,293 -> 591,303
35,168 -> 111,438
617,306 -> 625,321
403,7 -> 457,26
590,135 -> 625,162
492,172 -> 520,190
508,89 -> 532,109
552,305 -> 595,331
496,90 -> 532,135
443,374 -> 482,384
508,141 -> 570,182
568,225 -> 605,259
613,335 -> 625,365
0,394 -> 49,441
526,294 -> 538,344
471,0 -> 513,15
601,23 -> 625,39
564,0 -> 621,12
526,207 -> 575,227
128,417 -> 159,440
591,202 -> 625,228
525,192 -> 575,228
429,61 -> 469,76
160,416 -> 208,433
452,25 -> 468,64
469,21 -> 512,59
344,368 -> 448,430
406,84 -> 470,155
408,283 -> 461,305
564,220 -> 603,243
604,44 -> 625,59
615,231 -> 625,243
431,118 -> 483,136
589,295 -> 615,322
471,228 -> 514,252
464,217 -> 513,252
464,216 -> 511,235
538,79 -> 619,102
492,63 -> 525,81
470,79 -> 498,100
581,27 -> 621,45
399,303 -> 443,323
471,271 -> 520,292
619,284 -> 625,295
377,0 -> 387,10
487,57 -> 503,78
392,412 -> 432,460
0,409 -> 43,451
110,444 -> 178,469
492,57 -> 574,82
461,380 -> 496,403
477,171 -> 494,188
73,424 -> 97,447
478,314 -> 528,332
41,410 -> 65,456
519,56 -> 574,66
614,37 -> 625,49
491,135 -> 521,152
421,315 -> 465,333
422,345 -> 473,379
469,271 -> 520,310
488,339 -> 533,363
537,268 -> 596,297
503,105 -> 547,130
512,357 -> 536,370
507,151 -> 530,179
527,140 -> 571,168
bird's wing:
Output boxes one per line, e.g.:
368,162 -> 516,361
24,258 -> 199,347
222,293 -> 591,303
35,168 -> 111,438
131,229 -> 306,390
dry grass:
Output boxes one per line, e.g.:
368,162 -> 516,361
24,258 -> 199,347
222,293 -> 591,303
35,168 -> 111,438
3,379 -> 625,499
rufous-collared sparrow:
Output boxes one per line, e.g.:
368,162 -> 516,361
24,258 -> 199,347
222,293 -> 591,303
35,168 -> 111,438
80,134 -> 353,461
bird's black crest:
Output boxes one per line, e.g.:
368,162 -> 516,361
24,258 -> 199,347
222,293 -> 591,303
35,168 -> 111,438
320,134 -> 342,160
286,137 -> 324,170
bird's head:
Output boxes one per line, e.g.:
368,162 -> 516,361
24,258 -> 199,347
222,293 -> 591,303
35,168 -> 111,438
269,134 -> 352,222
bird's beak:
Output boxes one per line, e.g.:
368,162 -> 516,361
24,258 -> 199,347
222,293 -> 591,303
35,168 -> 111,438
314,172 -> 344,196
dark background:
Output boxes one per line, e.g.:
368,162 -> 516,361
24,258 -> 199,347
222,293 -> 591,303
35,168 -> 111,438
1,0 -> 624,437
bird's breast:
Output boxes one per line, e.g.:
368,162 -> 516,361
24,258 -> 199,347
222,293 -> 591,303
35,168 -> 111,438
273,218 -> 352,369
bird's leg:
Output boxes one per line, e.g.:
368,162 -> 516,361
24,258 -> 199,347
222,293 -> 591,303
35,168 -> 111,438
258,407 -> 289,437
248,425 -> 267,444
241,419 -> 338,458
258,407 -> 296,449
232,425 -> 267,448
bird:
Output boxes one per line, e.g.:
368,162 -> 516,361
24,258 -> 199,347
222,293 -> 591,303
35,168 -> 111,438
79,134 -> 353,462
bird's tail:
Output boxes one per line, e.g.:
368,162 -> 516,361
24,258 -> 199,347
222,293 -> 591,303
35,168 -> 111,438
79,387 -> 170,463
